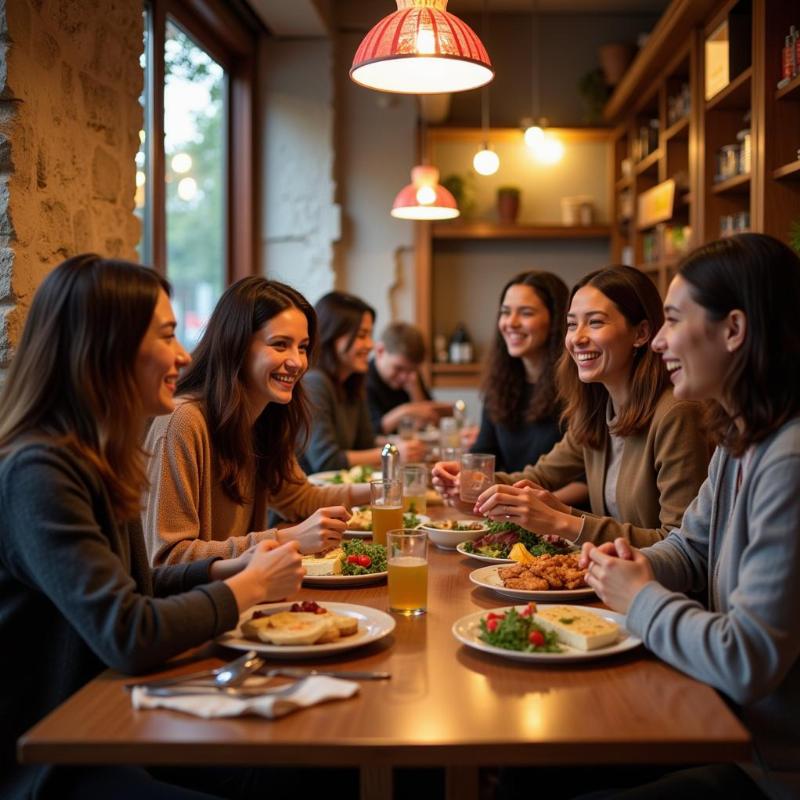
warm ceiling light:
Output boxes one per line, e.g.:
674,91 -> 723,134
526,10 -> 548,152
523,124 -> 545,148
350,0 -> 494,95
473,146 -> 499,176
391,165 -> 460,220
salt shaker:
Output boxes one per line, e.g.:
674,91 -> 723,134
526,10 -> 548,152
381,442 -> 399,481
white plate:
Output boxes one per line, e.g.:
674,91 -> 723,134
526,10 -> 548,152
303,570 -> 388,587
344,507 -> 431,539
469,564 -> 596,602
421,521 -> 489,551
452,605 -> 640,663
219,601 -> 396,659
456,541 -> 512,564
307,470 -> 381,487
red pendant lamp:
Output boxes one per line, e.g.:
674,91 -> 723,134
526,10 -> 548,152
351,0 -> 494,95
391,165 -> 459,220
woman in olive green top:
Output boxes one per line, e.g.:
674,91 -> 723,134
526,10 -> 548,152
433,266 -> 709,547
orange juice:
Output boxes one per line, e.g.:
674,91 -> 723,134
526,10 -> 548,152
388,556 -> 428,614
371,504 -> 404,547
402,494 -> 427,515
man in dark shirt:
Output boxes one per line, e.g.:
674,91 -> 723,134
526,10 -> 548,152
366,322 -> 452,435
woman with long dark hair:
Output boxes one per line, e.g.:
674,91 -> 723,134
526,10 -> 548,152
0,255 -> 305,799
434,265 -> 709,546
299,291 -> 424,473
471,270 -> 587,505
144,277 -> 369,566
580,234 -> 800,798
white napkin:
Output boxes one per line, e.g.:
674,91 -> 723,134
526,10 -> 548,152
131,676 -> 359,719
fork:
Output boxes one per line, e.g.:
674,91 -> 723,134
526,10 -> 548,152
138,677 -> 306,699
126,651 -> 264,692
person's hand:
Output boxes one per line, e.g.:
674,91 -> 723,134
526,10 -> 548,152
397,437 -> 426,463
578,541 -> 620,570
279,507 -> 349,554
226,540 -> 305,610
512,479 -> 571,514
474,483 -> 568,536
582,538 -> 654,613
209,540 -> 281,581
431,460 -> 461,501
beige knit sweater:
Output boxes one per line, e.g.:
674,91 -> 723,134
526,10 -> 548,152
142,400 -> 354,566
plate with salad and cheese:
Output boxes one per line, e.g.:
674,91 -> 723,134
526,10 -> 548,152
456,521 -> 575,563
302,540 -> 388,586
452,603 -> 640,663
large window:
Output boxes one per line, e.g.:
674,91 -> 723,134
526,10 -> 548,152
136,1 -> 256,349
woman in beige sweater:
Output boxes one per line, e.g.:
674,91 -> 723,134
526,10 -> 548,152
143,278 -> 372,566
433,266 -> 709,547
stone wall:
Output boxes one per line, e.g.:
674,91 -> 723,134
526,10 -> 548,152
0,0 -> 143,366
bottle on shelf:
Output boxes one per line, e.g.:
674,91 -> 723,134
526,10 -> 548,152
448,323 -> 474,364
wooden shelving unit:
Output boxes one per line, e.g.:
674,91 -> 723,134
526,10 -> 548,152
605,0 -> 800,293
430,223 -> 611,240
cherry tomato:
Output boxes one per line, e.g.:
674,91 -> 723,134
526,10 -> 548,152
529,630 -> 545,647
486,618 -> 499,633
486,612 -> 505,622
346,555 -> 360,564
356,554 -> 372,567
520,603 -> 535,618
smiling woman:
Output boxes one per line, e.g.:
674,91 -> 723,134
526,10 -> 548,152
143,278 -> 364,567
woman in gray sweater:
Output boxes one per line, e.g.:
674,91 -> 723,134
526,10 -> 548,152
582,234 -> 800,799
0,255 -> 307,799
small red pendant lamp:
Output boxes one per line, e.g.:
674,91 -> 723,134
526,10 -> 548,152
391,165 -> 459,220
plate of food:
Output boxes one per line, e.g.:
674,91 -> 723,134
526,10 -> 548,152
307,466 -> 380,486
452,603 -> 640,663
301,540 -> 388,586
345,507 -> 430,538
219,600 -> 396,659
457,521 -> 574,563
419,519 -> 488,550
468,555 -> 595,601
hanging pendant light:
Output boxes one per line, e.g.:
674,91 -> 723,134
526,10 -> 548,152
472,4 -> 499,177
391,165 -> 459,220
351,0 -> 494,95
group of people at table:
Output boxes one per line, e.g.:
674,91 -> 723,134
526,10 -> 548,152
0,232 -> 798,800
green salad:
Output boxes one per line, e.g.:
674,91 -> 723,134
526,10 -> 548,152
479,606 -> 562,653
462,520 -> 570,559
340,540 -> 387,576
329,466 -> 375,484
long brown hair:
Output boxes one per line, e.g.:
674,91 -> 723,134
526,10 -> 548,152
0,253 -> 170,520
483,271 -> 568,428
678,234 -> 800,455
177,277 -> 317,504
314,291 -> 375,403
557,266 -> 669,449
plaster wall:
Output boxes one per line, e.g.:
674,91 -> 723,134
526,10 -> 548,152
0,0 -> 142,366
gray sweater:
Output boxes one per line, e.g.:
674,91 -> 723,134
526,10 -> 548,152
0,441 -> 239,799
299,368 -> 375,473
628,417 -> 800,799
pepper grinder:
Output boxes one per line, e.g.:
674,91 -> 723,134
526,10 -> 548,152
381,442 -> 399,482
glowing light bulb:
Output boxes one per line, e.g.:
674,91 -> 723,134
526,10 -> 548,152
473,147 -> 499,176
177,176 -> 197,201
524,125 -> 545,149
416,185 -> 437,205
415,28 -> 436,55
537,136 -> 564,164
171,153 -> 192,174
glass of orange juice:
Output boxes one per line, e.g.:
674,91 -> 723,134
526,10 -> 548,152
401,464 -> 428,515
387,529 -> 428,616
370,479 -> 403,547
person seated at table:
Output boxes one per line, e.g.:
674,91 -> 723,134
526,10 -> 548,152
579,233 -> 800,799
0,255 -> 309,800
433,265 -> 709,547
143,277 -> 368,567
299,291 -> 425,474
470,269 -> 587,509
367,321 -> 452,436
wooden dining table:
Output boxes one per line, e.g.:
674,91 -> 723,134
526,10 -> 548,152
18,503 -> 751,800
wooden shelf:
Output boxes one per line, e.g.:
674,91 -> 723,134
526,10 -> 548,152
634,149 -> 662,176
430,363 -> 481,374
711,173 -> 751,194
615,175 -> 633,190
705,67 -> 752,111
776,73 -> 800,102
773,160 -> 800,181
431,222 -> 611,240
638,258 -> 680,273
663,116 -> 689,142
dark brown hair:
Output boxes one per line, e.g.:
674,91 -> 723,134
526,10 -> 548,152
379,321 -> 426,364
483,271 -> 569,428
557,265 -> 669,449
0,253 -> 170,520
678,233 -> 800,455
314,291 -> 376,403
177,277 -> 317,504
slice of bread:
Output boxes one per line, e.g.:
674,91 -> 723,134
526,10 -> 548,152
329,612 -> 359,637
533,606 -> 619,651
241,611 -> 330,646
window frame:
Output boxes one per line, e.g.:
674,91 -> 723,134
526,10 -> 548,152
142,0 -> 257,286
